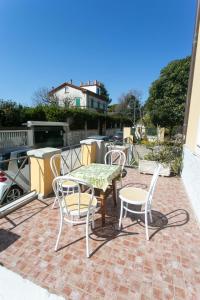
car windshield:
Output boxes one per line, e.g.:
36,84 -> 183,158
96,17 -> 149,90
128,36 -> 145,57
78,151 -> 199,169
115,131 -> 123,136
0,153 -> 10,171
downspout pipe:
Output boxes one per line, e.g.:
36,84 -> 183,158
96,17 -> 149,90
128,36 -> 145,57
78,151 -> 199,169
183,0 -> 200,140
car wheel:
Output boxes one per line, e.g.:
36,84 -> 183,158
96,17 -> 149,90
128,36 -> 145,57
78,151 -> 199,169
3,186 -> 23,204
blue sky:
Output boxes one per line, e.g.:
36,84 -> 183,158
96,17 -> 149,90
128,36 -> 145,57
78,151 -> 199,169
0,0 -> 196,106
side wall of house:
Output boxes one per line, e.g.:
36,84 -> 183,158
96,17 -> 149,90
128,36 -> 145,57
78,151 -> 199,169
54,86 -> 87,107
53,86 -> 107,110
87,95 -> 107,110
182,13 -> 200,222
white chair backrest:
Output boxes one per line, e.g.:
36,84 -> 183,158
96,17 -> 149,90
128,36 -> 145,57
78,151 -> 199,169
50,153 -> 73,178
146,164 -> 161,206
50,154 -> 61,178
52,176 -> 94,217
104,150 -> 126,169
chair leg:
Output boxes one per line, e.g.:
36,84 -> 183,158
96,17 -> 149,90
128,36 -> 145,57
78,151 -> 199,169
124,202 -> 128,218
92,210 -> 95,229
71,215 -> 75,226
119,201 -> 124,229
149,209 -> 153,223
145,210 -> 149,241
52,197 -> 58,209
86,215 -> 90,258
55,214 -> 63,251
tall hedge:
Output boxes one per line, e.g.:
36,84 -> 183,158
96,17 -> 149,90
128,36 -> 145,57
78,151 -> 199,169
0,101 -> 132,129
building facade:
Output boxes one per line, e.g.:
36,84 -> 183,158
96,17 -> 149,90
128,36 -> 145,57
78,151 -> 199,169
182,0 -> 200,222
49,80 -> 108,112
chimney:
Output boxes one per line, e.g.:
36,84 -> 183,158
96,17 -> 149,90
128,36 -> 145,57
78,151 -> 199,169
70,79 -> 72,84
80,81 -> 83,86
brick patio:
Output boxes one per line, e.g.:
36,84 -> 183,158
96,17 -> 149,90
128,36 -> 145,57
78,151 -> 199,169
0,168 -> 200,299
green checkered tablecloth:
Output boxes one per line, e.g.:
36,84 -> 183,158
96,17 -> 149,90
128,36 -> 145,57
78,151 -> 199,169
69,163 -> 121,191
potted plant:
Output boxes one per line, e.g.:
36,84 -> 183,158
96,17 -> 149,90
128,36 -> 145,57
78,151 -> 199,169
138,143 -> 183,176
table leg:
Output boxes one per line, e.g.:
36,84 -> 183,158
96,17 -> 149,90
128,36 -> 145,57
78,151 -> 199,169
112,179 -> 117,207
99,190 -> 106,226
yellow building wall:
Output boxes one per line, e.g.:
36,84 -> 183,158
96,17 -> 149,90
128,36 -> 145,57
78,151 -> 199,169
81,143 -> 97,165
186,20 -> 200,151
29,156 -> 60,197
123,127 -> 134,143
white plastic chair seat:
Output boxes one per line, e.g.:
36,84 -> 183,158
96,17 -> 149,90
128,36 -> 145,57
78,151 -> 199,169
119,187 -> 148,205
62,180 -> 78,188
63,193 -> 97,216
118,164 -> 161,240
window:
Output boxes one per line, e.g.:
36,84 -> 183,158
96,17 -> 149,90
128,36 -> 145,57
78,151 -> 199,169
75,98 -> 80,107
64,87 -> 69,93
0,153 -> 10,171
96,87 -> 100,95
17,152 -> 28,169
91,99 -> 94,108
97,102 -> 100,109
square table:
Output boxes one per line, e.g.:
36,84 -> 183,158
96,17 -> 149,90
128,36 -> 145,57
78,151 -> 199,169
69,163 -> 121,225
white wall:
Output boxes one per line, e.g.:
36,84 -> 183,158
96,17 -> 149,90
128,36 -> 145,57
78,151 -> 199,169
54,86 -> 86,107
53,86 -> 107,111
182,145 -> 200,223
82,85 -> 98,94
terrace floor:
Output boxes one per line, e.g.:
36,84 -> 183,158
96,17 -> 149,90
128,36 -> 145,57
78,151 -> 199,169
0,168 -> 200,299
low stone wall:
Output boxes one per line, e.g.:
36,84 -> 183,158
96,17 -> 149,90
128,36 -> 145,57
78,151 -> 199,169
182,145 -> 200,223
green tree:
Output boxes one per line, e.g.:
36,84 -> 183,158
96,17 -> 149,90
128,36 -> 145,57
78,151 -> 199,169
100,83 -> 112,104
0,99 -> 23,126
107,104 -> 119,112
145,56 -> 191,132
117,90 -> 142,125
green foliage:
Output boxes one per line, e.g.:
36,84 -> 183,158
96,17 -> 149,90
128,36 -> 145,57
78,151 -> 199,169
100,83 -> 112,104
144,143 -> 183,175
0,99 -> 23,126
107,104 -> 119,112
145,56 -> 191,130
145,127 -> 157,136
142,112 -> 154,127
117,90 -> 142,125
0,99 -> 130,130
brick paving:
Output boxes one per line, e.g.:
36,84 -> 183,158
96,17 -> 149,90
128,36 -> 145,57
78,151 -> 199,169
0,168 -> 200,299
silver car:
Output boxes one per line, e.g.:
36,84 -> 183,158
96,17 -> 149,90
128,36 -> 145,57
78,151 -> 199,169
0,147 -> 30,205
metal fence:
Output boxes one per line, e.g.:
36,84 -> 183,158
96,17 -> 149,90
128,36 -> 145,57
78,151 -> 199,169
105,140 -> 139,168
0,154 -> 31,207
0,139 -> 138,212
61,144 -> 82,173
0,143 -> 82,210
0,130 -> 28,148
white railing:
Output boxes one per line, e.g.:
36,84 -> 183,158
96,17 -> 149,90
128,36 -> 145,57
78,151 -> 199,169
0,130 -> 28,148
0,127 -> 121,149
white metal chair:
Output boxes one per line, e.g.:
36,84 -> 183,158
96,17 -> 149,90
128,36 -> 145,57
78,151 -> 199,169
50,153 -> 78,208
104,149 -> 126,187
119,164 -> 161,240
52,176 -> 98,257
